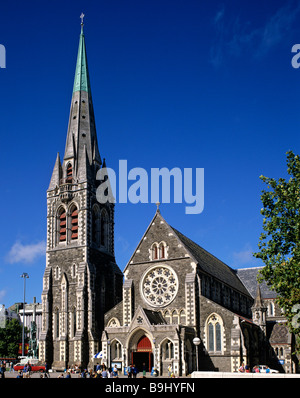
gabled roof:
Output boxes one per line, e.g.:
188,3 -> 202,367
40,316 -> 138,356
170,227 -> 250,296
125,209 -> 251,297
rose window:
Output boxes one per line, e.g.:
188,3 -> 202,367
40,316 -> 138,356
141,266 -> 178,307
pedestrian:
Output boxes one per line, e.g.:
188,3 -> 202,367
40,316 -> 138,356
127,364 -> 132,378
44,361 -> 50,378
0,363 -> 6,378
102,368 -> 108,378
142,363 -> 146,377
132,364 -> 138,378
65,370 -> 71,378
95,362 -> 101,372
168,364 -> 173,377
111,365 -> 118,378
16,370 -> 23,378
238,363 -> 245,373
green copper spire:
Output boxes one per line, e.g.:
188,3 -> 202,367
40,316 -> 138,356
73,17 -> 91,94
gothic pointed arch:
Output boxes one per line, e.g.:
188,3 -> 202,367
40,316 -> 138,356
66,162 -> 73,183
69,202 -> 79,240
110,338 -> 123,361
100,208 -> 109,248
92,204 -> 101,246
205,313 -> 224,353
151,242 -> 159,260
160,337 -> 175,361
57,206 -> 67,243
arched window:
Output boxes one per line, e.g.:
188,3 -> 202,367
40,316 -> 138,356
58,207 -> 66,242
280,347 -> 284,357
206,314 -> 223,353
151,243 -> 158,260
111,340 -> 122,360
71,264 -> 76,278
268,302 -> 274,316
66,162 -> 73,183
56,309 -> 60,339
55,266 -> 60,280
92,206 -> 100,246
151,242 -> 167,260
159,242 -> 166,259
162,339 -> 174,360
172,310 -> 179,324
179,310 -> 186,325
164,310 -> 171,324
70,205 -> 78,240
73,307 -> 77,337
100,210 -> 108,247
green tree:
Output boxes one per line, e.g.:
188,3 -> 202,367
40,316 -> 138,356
254,151 -> 300,350
0,318 -> 23,357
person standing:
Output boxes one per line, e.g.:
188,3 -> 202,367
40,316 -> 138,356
142,363 -> 147,377
0,363 -> 6,378
44,361 -> 50,378
132,364 -> 138,378
127,364 -> 132,378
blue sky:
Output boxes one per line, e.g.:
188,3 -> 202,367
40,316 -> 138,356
0,0 -> 299,307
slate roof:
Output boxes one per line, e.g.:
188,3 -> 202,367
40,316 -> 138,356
143,309 -> 166,325
171,227 -> 250,297
236,267 -> 277,299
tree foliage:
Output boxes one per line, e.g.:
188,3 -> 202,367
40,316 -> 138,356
0,318 -> 23,358
254,151 -> 300,349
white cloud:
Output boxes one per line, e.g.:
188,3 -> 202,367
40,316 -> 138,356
6,240 -> 46,264
210,2 -> 300,67
232,243 -> 254,266
0,289 -> 6,301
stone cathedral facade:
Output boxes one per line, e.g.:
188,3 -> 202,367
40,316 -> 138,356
39,24 -> 123,370
39,22 -> 298,375
102,210 -> 298,375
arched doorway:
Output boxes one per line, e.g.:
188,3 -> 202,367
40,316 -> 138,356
131,335 -> 153,373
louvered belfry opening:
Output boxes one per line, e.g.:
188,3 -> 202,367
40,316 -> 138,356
59,210 -> 67,242
71,207 -> 78,240
66,163 -> 73,183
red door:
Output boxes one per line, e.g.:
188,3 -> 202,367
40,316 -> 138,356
131,336 -> 153,372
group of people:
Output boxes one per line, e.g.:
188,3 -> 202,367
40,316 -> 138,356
126,363 -> 140,378
82,363 -> 119,378
238,363 -> 271,373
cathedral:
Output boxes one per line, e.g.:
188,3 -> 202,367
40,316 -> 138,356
39,21 -> 298,375
39,22 -> 123,370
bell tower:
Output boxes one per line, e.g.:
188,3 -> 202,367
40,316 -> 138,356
39,17 -> 123,370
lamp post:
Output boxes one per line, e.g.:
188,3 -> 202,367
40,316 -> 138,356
20,273 -> 29,357
193,337 -> 200,372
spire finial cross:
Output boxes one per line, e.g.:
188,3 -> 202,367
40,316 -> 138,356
156,202 -> 160,212
80,12 -> 85,25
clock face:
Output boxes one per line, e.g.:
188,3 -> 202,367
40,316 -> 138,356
141,265 -> 178,307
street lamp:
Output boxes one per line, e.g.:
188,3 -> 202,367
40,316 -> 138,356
20,273 -> 29,357
193,337 -> 200,372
